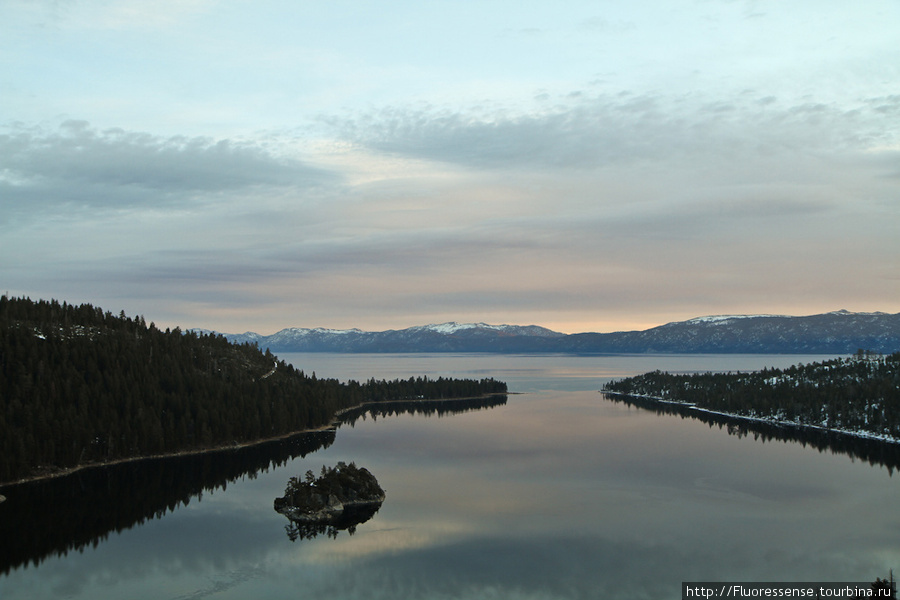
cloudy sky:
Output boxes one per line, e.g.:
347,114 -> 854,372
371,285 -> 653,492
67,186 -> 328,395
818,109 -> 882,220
2,0 -> 899,334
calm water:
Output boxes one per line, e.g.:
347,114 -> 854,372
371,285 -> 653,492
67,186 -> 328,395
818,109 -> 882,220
1,353 -> 897,600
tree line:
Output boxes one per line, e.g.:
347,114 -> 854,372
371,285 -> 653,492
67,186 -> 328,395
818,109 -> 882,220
603,351 -> 900,440
0,295 -> 507,484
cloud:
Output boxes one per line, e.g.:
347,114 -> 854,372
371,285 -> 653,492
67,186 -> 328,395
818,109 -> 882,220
326,97 -> 669,170
327,92 -> 899,174
3,87 -> 898,333
0,121 -> 337,219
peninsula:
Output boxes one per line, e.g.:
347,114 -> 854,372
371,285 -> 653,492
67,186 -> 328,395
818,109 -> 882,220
602,351 -> 900,444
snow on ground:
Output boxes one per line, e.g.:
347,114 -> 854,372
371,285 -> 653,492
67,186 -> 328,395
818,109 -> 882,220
686,314 -> 787,325
421,322 -> 503,334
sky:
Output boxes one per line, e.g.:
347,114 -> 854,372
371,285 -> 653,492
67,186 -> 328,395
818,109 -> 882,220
2,0 -> 899,335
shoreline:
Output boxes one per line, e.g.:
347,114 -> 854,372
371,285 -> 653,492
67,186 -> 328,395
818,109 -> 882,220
601,390 -> 900,446
0,393 -> 507,489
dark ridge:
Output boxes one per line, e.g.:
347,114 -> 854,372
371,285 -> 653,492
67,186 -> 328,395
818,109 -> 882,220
0,295 -> 507,484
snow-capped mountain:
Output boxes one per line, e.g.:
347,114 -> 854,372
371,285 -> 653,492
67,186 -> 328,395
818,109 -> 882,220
220,322 -> 565,353
212,311 -> 900,354
563,310 -> 900,354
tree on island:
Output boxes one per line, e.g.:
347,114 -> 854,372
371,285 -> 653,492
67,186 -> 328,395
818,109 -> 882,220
274,462 -> 386,540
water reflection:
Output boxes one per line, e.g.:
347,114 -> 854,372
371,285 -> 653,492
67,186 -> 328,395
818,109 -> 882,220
283,503 -> 383,541
0,429 -> 334,575
335,395 -> 508,427
0,396 -> 506,574
2,379 -> 898,600
604,392 -> 900,475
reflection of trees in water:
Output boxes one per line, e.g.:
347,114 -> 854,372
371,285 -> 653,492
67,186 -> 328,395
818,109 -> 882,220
0,395 -> 506,573
284,503 -> 383,541
0,430 -> 335,575
604,393 -> 900,475
337,395 -> 507,427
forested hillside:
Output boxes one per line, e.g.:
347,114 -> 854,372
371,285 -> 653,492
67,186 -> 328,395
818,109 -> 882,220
0,296 -> 506,484
603,352 -> 900,440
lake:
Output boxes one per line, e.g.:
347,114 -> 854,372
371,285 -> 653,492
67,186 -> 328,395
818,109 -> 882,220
1,353 -> 897,600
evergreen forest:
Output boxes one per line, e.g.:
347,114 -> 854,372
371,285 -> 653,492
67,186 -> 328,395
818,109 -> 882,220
0,296 -> 507,484
603,351 -> 900,440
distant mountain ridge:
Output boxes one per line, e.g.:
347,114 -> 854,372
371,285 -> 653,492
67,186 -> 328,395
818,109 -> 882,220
205,322 -> 566,353
204,310 -> 900,354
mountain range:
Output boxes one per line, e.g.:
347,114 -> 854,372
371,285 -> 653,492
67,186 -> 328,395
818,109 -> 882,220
201,310 -> 900,354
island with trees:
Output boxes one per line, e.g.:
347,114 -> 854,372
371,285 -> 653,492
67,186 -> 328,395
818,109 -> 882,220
275,462 -> 386,540
0,295 -> 507,485
602,351 -> 900,443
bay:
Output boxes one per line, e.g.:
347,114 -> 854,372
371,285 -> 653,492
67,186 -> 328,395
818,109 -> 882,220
1,353 -> 897,600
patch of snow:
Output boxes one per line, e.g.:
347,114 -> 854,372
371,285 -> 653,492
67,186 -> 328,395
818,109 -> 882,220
412,322 -> 562,335
259,360 -> 278,380
685,314 -> 787,325
420,322 -> 500,334
317,328 -> 363,335
276,327 -> 363,336
605,391 -> 900,445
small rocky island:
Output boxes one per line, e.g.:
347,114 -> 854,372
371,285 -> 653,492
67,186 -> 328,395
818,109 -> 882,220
274,462 -> 385,540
